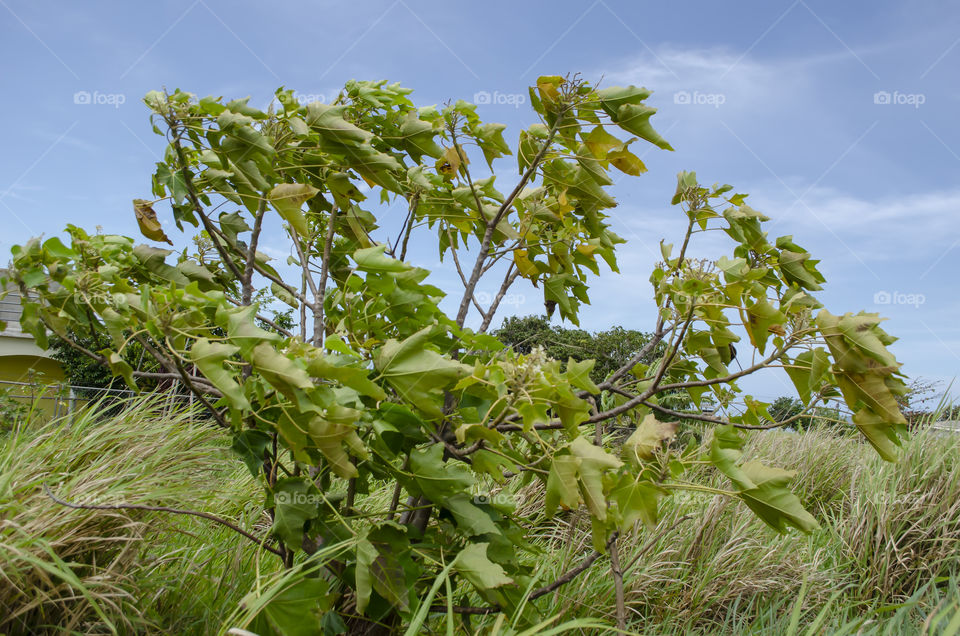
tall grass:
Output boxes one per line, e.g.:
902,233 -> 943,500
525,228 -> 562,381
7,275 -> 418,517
457,424 -> 960,634
0,395 -> 276,635
4,398 -> 960,634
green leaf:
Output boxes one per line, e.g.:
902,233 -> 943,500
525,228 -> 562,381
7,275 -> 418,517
738,461 -> 820,533
353,245 -> 410,273
355,537 -> 377,615
745,300 -> 785,355
475,122 -> 511,169
187,338 -> 250,410
817,310 -> 907,461
271,478 -> 320,548
569,437 -> 623,521
220,305 -> 282,357
710,426 -> 819,533
444,493 -> 499,536
133,244 -> 188,284
597,85 -> 653,111
271,281 -> 299,309
408,444 -> 473,501
610,474 -> 666,530
232,429 -> 272,477
307,410 -> 367,479
177,261 -> 215,284
373,327 -> 470,418
784,348 -> 830,404
545,454 -> 581,516
305,354 -> 388,401
251,342 -> 314,393
105,351 -> 138,390
609,104 -> 673,151
454,543 -> 513,590
248,576 -> 332,636
305,103 -> 374,145
399,112 -> 443,162
779,249 -> 823,290
566,358 -> 599,393
623,415 -> 677,464
269,184 -> 319,237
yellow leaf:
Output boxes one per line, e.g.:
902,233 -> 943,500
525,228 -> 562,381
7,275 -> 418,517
436,145 -> 460,178
624,415 -> 677,463
513,249 -> 538,277
583,126 -> 622,159
608,147 -> 647,176
133,199 -> 173,245
536,75 -> 565,102
576,243 -> 598,256
557,190 -> 574,216
268,184 -> 319,237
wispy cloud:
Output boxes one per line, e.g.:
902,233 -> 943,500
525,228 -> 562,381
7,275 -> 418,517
754,186 -> 960,262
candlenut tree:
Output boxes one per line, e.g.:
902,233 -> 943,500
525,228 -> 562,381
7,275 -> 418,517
3,75 -> 908,633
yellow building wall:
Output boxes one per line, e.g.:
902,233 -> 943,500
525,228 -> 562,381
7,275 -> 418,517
0,353 -> 65,383
0,336 -> 68,419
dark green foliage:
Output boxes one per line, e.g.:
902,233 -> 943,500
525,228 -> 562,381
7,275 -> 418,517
768,395 -> 841,430
0,386 -> 29,431
494,314 -> 662,384
49,332 -> 155,398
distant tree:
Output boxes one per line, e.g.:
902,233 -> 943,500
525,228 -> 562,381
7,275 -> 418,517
896,378 -> 953,428
768,395 -> 841,430
494,315 -> 662,384
49,331 -> 153,398
768,396 -> 803,422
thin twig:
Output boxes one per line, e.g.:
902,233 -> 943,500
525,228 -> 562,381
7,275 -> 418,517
455,121 -> 559,327
43,483 -> 283,558
430,532 -> 619,615
609,536 -> 626,630
315,204 -> 338,346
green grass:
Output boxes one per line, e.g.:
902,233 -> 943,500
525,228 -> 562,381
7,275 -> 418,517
0,395 -> 278,634
3,399 -> 960,634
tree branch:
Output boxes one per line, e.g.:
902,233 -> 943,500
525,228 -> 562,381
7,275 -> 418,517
455,122 -> 559,327
478,263 -> 519,333
43,483 -> 283,558
314,204 -> 339,346
165,113 -> 245,282
640,389 -> 830,430
430,532 -> 619,615
241,199 -> 267,306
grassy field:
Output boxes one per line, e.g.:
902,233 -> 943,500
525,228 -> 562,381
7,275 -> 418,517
3,398 -> 960,634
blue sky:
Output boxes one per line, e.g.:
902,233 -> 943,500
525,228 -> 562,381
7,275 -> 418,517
1,0 -> 958,401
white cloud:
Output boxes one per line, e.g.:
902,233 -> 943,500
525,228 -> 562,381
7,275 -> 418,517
599,47 -> 811,112
754,185 -> 960,263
